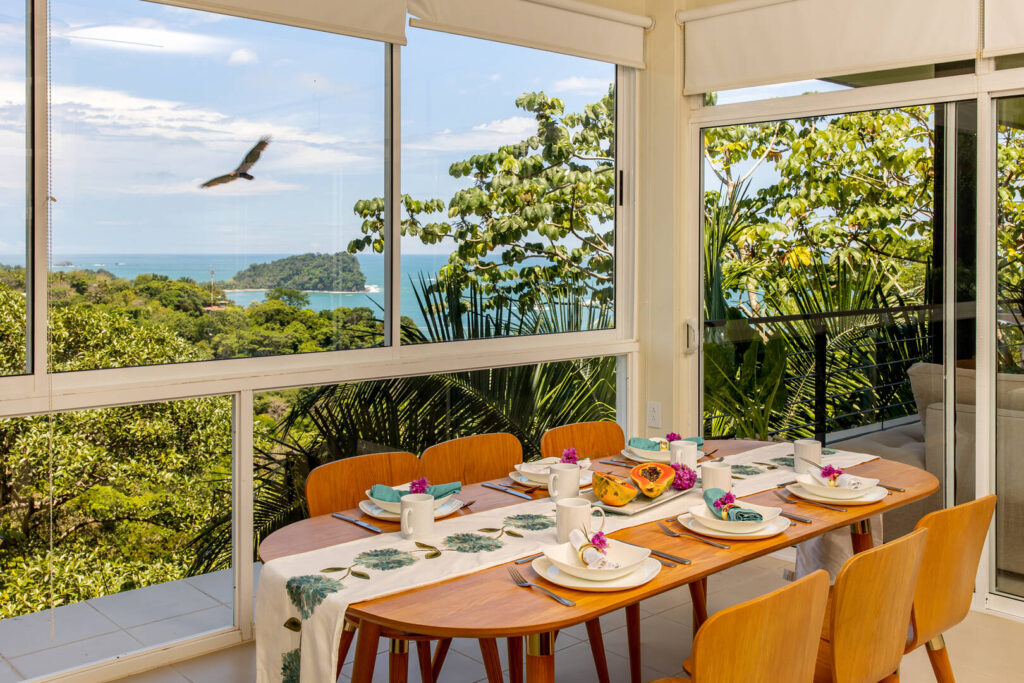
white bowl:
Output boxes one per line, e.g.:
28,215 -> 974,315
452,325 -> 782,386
795,473 -> 879,500
514,457 -> 592,484
542,539 -> 650,581
688,501 -> 781,534
365,488 -> 453,514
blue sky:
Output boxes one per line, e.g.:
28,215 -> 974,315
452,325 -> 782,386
0,0 -> 614,261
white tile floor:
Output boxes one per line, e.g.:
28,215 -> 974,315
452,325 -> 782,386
8,558 -> 1024,682
0,571 -> 236,681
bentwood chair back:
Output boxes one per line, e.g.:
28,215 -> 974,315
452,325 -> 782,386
649,570 -> 829,683
421,433 -> 523,484
824,528 -> 929,683
541,421 -> 625,461
905,495 -> 997,681
305,451 -> 424,517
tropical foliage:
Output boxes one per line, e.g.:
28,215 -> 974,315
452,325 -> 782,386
228,252 -> 366,292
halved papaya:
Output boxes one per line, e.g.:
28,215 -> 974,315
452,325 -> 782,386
630,463 -> 675,498
592,471 -> 639,507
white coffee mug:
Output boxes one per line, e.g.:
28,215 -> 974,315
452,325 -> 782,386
670,440 -> 699,470
794,439 -> 822,474
556,496 -> 606,543
548,463 -> 581,501
400,493 -> 435,541
701,462 -> 732,493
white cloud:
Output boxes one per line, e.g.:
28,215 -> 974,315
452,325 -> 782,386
406,116 -> 536,152
228,48 -> 258,65
553,76 -> 613,96
57,24 -> 232,54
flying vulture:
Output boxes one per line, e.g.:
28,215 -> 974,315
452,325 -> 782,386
200,136 -> 271,188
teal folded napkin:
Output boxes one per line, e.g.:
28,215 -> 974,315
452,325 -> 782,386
628,436 -> 704,451
368,481 -> 462,503
702,487 -> 763,522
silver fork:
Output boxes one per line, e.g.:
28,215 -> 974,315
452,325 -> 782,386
507,566 -> 575,606
656,520 -> 731,549
773,489 -> 847,512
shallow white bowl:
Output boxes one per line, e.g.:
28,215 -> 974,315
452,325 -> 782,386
688,501 -> 781,533
542,539 -> 649,581
795,473 -> 879,500
532,556 -> 661,592
514,457 -> 592,484
365,488 -> 452,514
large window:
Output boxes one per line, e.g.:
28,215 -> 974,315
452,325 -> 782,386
0,0 -> 28,377
48,0 -> 387,371
380,28 -> 616,342
0,396 -> 233,676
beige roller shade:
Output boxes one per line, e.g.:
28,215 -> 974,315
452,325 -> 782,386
984,0 -> 1024,58
408,0 -> 645,68
145,0 -> 407,44
680,0 -> 977,95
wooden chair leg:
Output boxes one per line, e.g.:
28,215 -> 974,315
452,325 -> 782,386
626,603 -> 642,683
431,637 -> 453,681
926,635 -> 955,683
389,639 -> 410,683
337,619 -> 358,677
351,620 -> 382,683
415,640 -> 434,683
584,618 -> 611,683
507,636 -> 524,683
479,638 -> 505,683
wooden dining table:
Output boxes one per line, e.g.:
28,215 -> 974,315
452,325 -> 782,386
259,439 -> 939,683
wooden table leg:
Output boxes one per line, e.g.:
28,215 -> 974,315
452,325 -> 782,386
431,637 -> 452,681
479,638 -> 505,683
416,640 -> 434,683
850,519 -> 874,554
388,639 -> 409,683
584,618 -> 611,683
626,603 -> 642,683
525,632 -> 556,683
689,577 -> 709,637
508,636 -> 524,683
337,619 -> 358,677
351,620 -> 381,683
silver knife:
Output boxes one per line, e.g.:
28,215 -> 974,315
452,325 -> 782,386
620,540 -> 690,565
332,513 -> 382,533
780,510 -> 812,524
482,482 -> 533,500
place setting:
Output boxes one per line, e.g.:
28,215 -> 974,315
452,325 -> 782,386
356,478 -> 468,522
781,440 -> 888,507
620,432 -> 705,464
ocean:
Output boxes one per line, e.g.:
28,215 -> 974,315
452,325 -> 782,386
35,253 -> 452,328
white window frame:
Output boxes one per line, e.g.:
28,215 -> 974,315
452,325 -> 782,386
686,62 -> 1024,621
0,2 -> 640,679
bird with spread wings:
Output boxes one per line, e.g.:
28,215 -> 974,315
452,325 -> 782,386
200,136 -> 271,188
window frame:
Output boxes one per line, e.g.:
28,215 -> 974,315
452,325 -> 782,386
0,1 -> 641,678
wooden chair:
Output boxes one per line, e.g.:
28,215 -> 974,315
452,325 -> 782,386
649,569 -> 830,682
305,452 -> 441,683
305,451 -> 424,517
421,432 -> 523,484
540,420 -> 625,460
815,527 -> 930,683
903,495 -> 997,682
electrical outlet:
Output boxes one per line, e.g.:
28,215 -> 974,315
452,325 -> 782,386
646,401 -> 662,429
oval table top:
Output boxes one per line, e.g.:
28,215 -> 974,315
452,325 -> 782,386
259,439 -> 939,639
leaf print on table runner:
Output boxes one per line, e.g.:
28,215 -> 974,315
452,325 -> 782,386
503,513 -> 555,531
354,548 -> 416,571
285,575 -> 345,619
443,532 -> 504,553
281,648 -> 301,683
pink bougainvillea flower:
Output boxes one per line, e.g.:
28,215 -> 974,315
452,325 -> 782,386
670,463 -> 697,490
820,465 -> 843,480
713,492 -> 736,511
560,447 -> 578,464
590,531 -> 609,553
409,477 -> 430,494
665,432 -> 683,442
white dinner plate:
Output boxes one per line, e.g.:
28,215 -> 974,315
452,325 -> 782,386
508,469 -> 594,489
678,513 -> 790,540
794,473 -> 880,500
542,539 -> 649,581
531,556 -> 661,592
785,483 -> 887,506
621,448 -> 671,464
358,498 -> 465,521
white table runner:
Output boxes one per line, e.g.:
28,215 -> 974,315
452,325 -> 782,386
256,444 -> 877,682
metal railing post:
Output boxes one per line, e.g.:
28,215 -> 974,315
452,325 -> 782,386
814,323 -> 827,442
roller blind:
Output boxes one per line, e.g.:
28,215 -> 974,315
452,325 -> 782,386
984,0 -> 1024,58
144,0 -> 407,45
681,0 -> 977,95
408,0 -> 645,68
